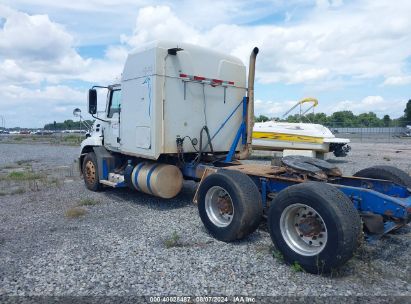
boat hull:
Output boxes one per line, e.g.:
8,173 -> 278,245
251,125 -> 350,155
252,138 -> 330,152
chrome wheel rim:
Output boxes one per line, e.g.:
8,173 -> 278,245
85,160 -> 96,184
280,203 -> 328,256
205,186 -> 234,227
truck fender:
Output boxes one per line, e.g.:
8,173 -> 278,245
79,135 -> 103,174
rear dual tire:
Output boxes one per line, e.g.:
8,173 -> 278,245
354,165 -> 411,233
268,182 -> 362,274
354,165 -> 411,188
198,172 -> 362,273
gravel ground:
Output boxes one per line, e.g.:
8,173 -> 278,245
0,142 -> 410,298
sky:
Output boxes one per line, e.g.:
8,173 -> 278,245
0,0 -> 410,128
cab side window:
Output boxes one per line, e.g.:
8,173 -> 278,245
108,89 -> 121,118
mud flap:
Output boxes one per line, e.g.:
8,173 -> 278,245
93,146 -> 115,180
192,167 -> 217,204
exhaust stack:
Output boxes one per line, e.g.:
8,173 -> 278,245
238,47 -> 259,160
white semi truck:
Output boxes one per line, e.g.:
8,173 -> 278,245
79,40 -> 411,273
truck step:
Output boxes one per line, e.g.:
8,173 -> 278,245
108,173 -> 125,184
100,180 -> 123,187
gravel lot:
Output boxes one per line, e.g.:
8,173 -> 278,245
0,142 -> 410,298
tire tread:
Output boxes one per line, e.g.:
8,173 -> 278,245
354,165 -> 411,188
198,169 -> 263,241
268,182 -> 361,273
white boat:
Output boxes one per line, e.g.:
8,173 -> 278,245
252,98 -> 351,157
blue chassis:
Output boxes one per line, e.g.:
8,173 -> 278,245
182,163 -> 411,234
100,96 -> 411,234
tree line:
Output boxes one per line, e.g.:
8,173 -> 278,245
44,119 -> 94,130
255,99 -> 411,128
45,100 -> 411,130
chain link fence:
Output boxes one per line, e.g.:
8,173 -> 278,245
324,121 -> 411,143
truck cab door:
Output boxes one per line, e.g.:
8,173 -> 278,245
103,88 -> 121,151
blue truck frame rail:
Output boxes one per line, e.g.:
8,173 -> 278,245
181,163 -> 411,234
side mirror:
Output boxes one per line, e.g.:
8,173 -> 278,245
88,89 -> 97,114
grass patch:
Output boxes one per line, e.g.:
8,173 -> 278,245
0,191 -> 6,196
47,177 -> 61,187
383,156 -> 391,161
13,137 -> 23,141
77,198 -> 99,206
254,244 -> 272,259
291,261 -> 305,272
1,163 -> 19,169
5,171 -> 43,181
16,159 -> 35,166
11,188 -> 25,195
64,134 -> 81,140
164,231 -> 182,248
62,135 -> 82,145
272,249 -> 284,263
65,207 -> 87,218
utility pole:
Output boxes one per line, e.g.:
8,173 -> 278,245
0,115 -> 5,131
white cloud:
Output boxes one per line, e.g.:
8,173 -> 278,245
383,75 -> 411,86
0,85 -> 87,127
0,5 -> 127,86
0,6 -> 92,83
121,6 -> 199,47
0,10 -> 74,62
122,2 -> 411,86
3,1 -> 411,88
0,85 -> 84,105
0,59 -> 42,84
1,1 -> 411,127
0,5 -> 128,127
255,99 -> 299,118
316,0 -> 343,9
105,45 -> 129,62
329,96 -> 405,117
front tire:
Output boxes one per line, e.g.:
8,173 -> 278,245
197,170 -> 262,242
82,152 -> 103,191
268,182 -> 361,274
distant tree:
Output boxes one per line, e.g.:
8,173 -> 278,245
284,114 -> 300,123
329,111 -> 356,127
305,112 -> 328,125
357,112 -> 383,127
404,99 -> 411,123
260,108 -> 403,128
44,120 -> 94,130
383,115 -> 391,127
255,115 -> 270,122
